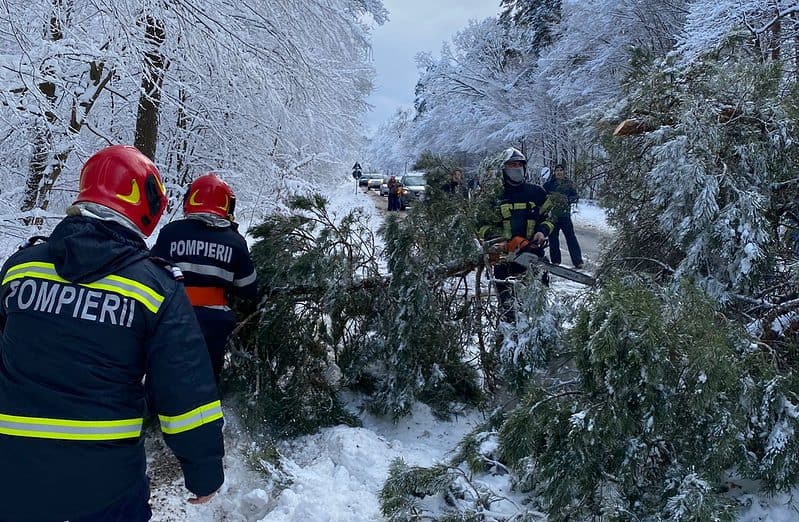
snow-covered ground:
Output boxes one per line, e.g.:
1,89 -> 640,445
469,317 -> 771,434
150,399 -> 485,521
139,180 -> 799,521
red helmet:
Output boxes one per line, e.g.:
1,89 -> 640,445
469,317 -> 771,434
74,145 -> 167,237
183,173 -> 235,220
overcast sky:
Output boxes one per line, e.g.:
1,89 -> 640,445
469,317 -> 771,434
366,0 -> 500,131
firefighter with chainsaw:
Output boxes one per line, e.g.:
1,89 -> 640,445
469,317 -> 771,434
0,145 -> 224,521
152,174 -> 257,384
478,148 -> 555,324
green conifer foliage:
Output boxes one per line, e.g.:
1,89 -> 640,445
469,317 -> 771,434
371,176 -> 484,419
496,274 -> 564,393
231,195 -> 377,436
380,459 -> 459,520
737,370 -> 799,493
231,188 -> 491,432
380,458 -> 510,521
498,279 -> 769,519
603,34 -> 798,304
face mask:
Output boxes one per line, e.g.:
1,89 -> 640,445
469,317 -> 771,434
503,167 -> 525,184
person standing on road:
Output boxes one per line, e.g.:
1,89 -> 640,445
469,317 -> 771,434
478,148 -> 555,324
352,163 -> 363,194
0,145 -> 224,522
152,173 -> 258,385
387,175 -> 402,212
543,163 -> 584,268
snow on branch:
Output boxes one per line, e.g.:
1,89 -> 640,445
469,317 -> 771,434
751,6 -> 799,34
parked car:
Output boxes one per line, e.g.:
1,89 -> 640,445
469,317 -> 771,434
367,174 -> 384,190
358,174 -> 370,187
399,172 -> 426,208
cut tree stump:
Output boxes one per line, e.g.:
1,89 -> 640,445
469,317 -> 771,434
613,118 -> 655,136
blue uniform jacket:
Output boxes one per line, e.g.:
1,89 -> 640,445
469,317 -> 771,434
151,218 -> 257,302
479,182 -> 555,241
0,216 -> 224,521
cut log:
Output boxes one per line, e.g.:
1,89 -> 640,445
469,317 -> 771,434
613,119 -> 654,136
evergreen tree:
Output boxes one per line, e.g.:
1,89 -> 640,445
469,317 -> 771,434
603,33 -> 798,304
231,195 -> 378,436
371,156 -> 485,418
496,278 -> 791,519
233,186 -> 495,430
500,0 -> 562,50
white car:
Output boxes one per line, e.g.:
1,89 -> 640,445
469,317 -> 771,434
367,175 -> 384,190
399,173 -> 426,208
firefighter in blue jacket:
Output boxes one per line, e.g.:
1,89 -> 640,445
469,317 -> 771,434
152,173 -> 257,384
0,146 -> 224,521
478,148 -> 555,324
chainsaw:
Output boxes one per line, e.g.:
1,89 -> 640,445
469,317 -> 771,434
479,237 -> 597,287
508,250 -> 597,286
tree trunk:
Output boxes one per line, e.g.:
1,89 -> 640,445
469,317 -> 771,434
134,16 -> 167,161
794,11 -> 799,75
175,88 -> 190,185
21,2 -> 64,220
771,7 -> 781,61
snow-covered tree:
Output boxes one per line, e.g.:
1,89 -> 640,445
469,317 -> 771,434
0,0 -> 387,233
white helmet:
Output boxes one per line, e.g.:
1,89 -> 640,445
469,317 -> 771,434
501,148 -> 527,185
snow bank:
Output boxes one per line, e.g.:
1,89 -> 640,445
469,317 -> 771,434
260,401 -> 482,522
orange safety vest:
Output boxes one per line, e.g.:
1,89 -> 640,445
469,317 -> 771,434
184,286 -> 227,307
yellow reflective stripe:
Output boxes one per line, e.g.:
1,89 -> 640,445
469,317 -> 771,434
104,274 -> 164,305
513,202 -> 528,210
3,268 -> 67,286
477,225 -> 491,239
3,261 -> 67,284
2,262 -> 164,313
500,204 -> 512,219
540,196 -> 553,214
159,400 -> 223,435
502,221 -> 512,239
541,220 -> 555,234
0,412 -> 142,441
527,220 -> 535,238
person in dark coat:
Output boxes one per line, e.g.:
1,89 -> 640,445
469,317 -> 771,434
479,148 -> 555,324
387,175 -> 402,211
0,145 -> 224,522
543,163 -> 584,268
442,168 -> 466,196
152,174 -> 257,384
